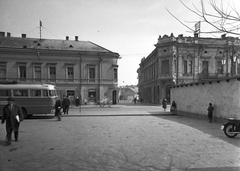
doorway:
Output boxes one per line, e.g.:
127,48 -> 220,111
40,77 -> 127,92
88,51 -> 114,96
112,90 -> 117,104
88,89 -> 96,102
166,85 -> 171,103
66,90 -> 75,105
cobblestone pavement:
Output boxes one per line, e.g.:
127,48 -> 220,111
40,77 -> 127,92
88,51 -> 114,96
0,101 -> 240,171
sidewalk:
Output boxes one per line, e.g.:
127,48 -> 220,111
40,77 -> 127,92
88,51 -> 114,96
64,103 -> 172,116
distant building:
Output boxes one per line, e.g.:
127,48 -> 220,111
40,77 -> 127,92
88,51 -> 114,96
137,33 -> 240,104
0,32 -> 120,104
118,85 -> 138,101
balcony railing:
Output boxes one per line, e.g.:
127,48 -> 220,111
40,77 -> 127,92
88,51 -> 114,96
198,72 -> 229,80
2,78 -> 118,84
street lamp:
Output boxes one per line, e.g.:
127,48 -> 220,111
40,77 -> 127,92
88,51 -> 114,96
233,56 -> 237,62
233,56 -> 240,75
221,58 -> 226,76
233,56 -> 240,63
221,58 -> 226,65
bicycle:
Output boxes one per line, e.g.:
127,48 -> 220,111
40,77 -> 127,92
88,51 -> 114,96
92,100 -> 100,107
99,98 -> 112,107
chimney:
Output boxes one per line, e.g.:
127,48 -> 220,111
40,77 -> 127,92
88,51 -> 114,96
66,36 -> 69,40
221,34 -> 226,39
0,32 -> 5,37
7,32 -> 11,37
194,33 -> 198,38
75,36 -> 78,41
22,34 -> 26,38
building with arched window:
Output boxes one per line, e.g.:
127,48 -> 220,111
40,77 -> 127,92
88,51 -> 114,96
137,33 -> 240,104
0,32 -> 120,104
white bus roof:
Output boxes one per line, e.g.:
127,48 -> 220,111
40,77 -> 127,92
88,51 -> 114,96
0,84 -> 56,90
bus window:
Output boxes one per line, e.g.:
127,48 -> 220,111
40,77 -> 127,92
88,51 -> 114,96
13,90 -> 28,96
49,90 -> 55,97
43,90 -> 48,97
30,90 -> 41,97
0,90 -> 11,96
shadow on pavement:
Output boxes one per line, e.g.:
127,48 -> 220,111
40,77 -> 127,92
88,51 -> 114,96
152,114 -> 240,148
187,167 -> 240,171
149,111 -> 176,116
118,100 -> 160,106
26,115 -> 55,120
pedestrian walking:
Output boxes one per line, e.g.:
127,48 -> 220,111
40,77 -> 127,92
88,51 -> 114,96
170,101 -> 177,114
62,95 -> 70,114
1,96 -> 24,146
84,99 -> 87,105
133,97 -> 137,104
55,97 -> 62,121
75,97 -> 80,106
207,103 -> 214,123
162,98 -> 168,111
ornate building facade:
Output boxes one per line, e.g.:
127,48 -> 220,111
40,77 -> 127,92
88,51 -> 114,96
137,33 -> 240,104
0,32 -> 120,104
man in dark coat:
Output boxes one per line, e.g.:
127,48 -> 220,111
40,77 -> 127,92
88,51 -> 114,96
207,103 -> 214,123
62,95 -> 70,114
1,96 -> 24,146
170,101 -> 177,114
162,98 -> 168,111
55,96 -> 62,119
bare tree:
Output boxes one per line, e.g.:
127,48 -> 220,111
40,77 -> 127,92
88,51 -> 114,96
166,0 -> 240,36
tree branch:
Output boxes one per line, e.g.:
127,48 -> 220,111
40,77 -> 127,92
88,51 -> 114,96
167,0 -> 240,36
165,7 -> 195,32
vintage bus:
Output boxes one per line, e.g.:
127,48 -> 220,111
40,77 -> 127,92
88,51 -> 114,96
0,83 -> 57,118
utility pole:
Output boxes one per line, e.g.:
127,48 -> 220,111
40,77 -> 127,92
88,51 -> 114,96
176,40 -> 179,85
79,54 -> 82,113
39,20 -> 42,40
230,39 -> 235,76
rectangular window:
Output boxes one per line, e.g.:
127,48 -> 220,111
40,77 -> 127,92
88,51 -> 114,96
34,65 -> 41,81
19,65 -> 26,81
43,90 -> 48,97
237,63 -> 240,74
174,60 -> 177,74
67,67 -> 74,81
13,90 -> 28,96
0,62 -> 6,80
161,60 -> 169,74
30,90 -> 41,97
202,61 -> 209,74
233,62 -> 236,75
183,60 -> 188,75
0,90 -> 11,96
217,61 -> 223,74
49,66 -> 56,81
67,90 -> 75,97
89,67 -> 95,82
114,68 -> 118,80
49,90 -> 56,97
189,60 -> 193,74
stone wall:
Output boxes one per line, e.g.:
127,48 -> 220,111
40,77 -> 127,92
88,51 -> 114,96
171,77 -> 240,122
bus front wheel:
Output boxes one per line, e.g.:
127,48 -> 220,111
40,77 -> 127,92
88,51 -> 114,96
22,108 -> 28,119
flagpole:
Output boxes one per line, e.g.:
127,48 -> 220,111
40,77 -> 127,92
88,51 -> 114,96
39,20 -> 42,40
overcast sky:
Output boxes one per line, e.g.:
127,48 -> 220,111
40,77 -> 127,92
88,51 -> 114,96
1,0 -> 239,86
